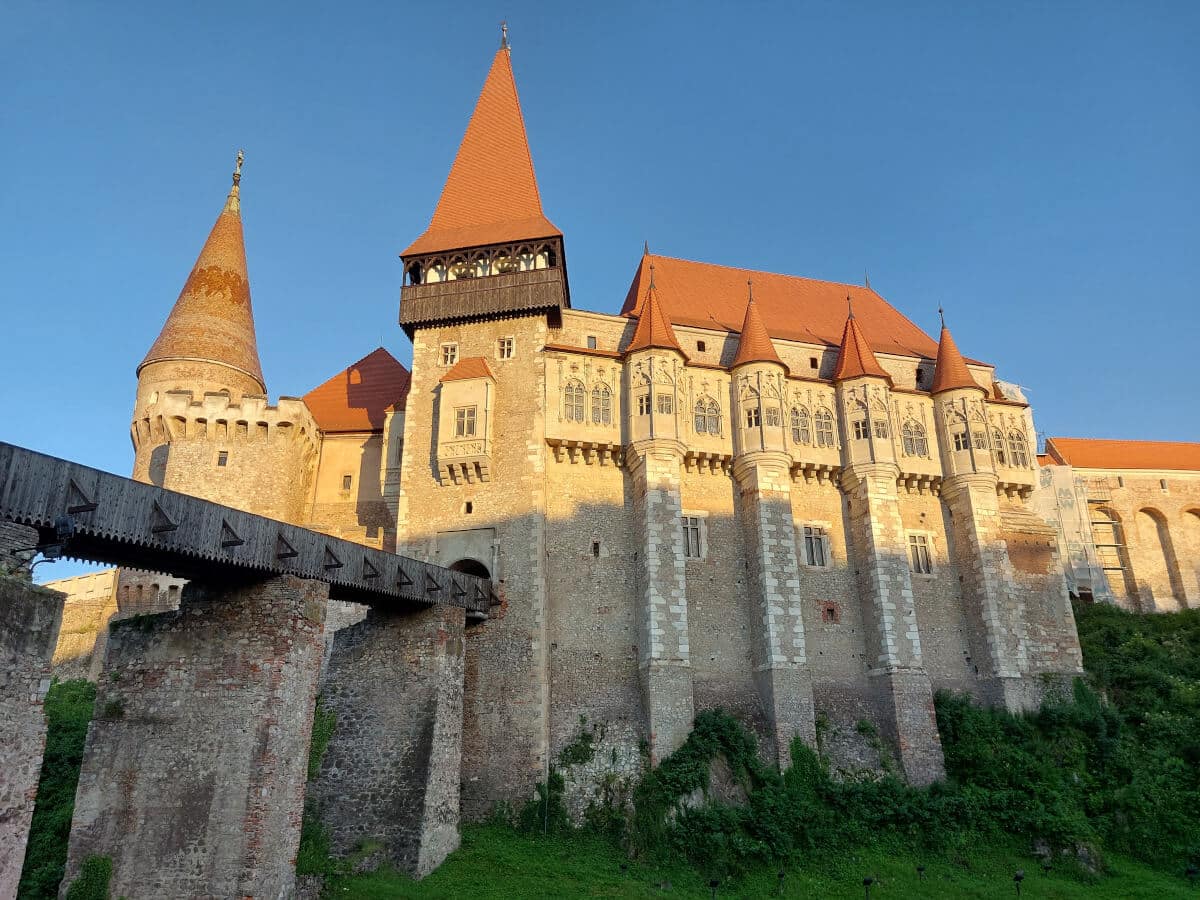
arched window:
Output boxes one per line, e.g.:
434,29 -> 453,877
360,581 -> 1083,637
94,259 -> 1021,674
992,428 -> 1007,465
815,408 -> 835,447
765,406 -> 781,427
590,384 -> 612,425
563,380 -> 585,423
1007,430 -> 1029,468
790,407 -> 811,444
694,398 -> 721,435
901,421 -> 928,456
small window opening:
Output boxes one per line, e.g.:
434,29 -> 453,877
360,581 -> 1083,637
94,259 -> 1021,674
1117,476 -> 1125,487
216,450 -> 229,467
441,343 -> 458,366
592,540 -> 600,557
697,340 -> 707,352
464,501 -> 474,514
1160,479 -> 1168,492
810,356 -> 819,370
915,369 -> 925,387
586,335 -> 598,350
821,602 -> 840,624
341,474 -> 352,491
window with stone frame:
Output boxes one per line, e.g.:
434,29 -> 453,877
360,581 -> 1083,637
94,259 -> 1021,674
454,406 -> 477,438
815,408 -> 836,447
765,406 -> 781,428
440,343 -> 458,366
590,383 -> 612,425
852,419 -> 869,440
972,430 -> 988,450
657,393 -> 674,415
802,524 -> 829,568
1008,430 -> 1030,468
952,430 -> 970,452
873,419 -> 890,439
745,405 -> 761,428
637,394 -> 651,416
908,533 -> 933,574
497,337 -> 514,359
681,515 -> 704,559
901,420 -> 928,456
991,428 -> 1008,465
791,407 -> 811,444
694,398 -> 721,435
563,380 -> 586,422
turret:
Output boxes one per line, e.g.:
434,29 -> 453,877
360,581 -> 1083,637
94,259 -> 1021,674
833,299 -> 895,469
624,263 -> 686,447
930,312 -> 994,479
731,284 -> 789,458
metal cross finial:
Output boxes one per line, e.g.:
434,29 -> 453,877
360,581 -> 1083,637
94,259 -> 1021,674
500,20 -> 509,49
233,149 -> 244,187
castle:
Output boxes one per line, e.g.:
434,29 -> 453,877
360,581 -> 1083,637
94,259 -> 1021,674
43,39 -> 1199,821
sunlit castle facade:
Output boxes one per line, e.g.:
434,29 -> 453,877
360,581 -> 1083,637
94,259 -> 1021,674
51,39 -> 1092,815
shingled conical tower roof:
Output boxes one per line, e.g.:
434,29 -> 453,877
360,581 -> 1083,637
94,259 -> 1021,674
931,319 -> 980,393
138,155 -> 266,391
627,265 -> 683,355
731,291 -> 785,369
402,44 -> 560,257
833,304 -> 889,381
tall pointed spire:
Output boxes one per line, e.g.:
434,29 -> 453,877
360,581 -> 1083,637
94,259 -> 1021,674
931,315 -> 980,393
731,282 -> 784,369
402,43 -> 560,257
833,296 -> 889,381
627,264 -> 683,355
138,154 -> 266,391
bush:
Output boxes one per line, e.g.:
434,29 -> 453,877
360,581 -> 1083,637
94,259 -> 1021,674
64,855 -> 111,900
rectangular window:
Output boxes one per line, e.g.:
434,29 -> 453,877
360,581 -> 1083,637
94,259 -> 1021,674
697,340 -> 707,352
853,420 -> 869,440
810,356 -> 819,370
441,343 -> 458,366
637,394 -> 651,416
745,406 -> 761,428
216,450 -> 229,467
497,337 -> 514,359
586,335 -> 598,349
972,430 -> 988,450
765,407 -> 781,427
454,406 -> 477,438
341,474 -> 352,491
681,516 -> 702,559
657,394 -> 674,415
952,431 -> 969,452
908,533 -> 933,575
873,419 -> 889,439
803,525 -> 827,567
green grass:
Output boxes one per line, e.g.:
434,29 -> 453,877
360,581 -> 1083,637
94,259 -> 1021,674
323,824 -> 1196,898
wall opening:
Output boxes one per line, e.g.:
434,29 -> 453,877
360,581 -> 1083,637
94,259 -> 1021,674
449,558 -> 490,580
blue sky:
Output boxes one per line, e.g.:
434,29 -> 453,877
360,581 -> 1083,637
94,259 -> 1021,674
1,1 -> 1197,578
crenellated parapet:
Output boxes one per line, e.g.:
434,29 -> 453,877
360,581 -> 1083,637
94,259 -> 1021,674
132,390 -> 319,456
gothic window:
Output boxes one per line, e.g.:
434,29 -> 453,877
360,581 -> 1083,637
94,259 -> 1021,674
745,406 -> 761,428
803,525 -> 828,567
972,430 -> 988,450
952,430 -> 969,452
815,408 -> 836,447
765,406 -> 781,427
992,428 -> 1008,465
791,407 -> 811,444
852,419 -> 869,441
454,406 -> 477,438
440,343 -> 458,366
1008,430 -> 1030,468
563,380 -> 586,423
694,398 -> 721,435
637,394 -> 651,416
591,384 -> 612,425
901,421 -> 928,456
681,515 -> 704,558
657,394 -> 675,415
908,533 -> 933,574
873,419 -> 889,439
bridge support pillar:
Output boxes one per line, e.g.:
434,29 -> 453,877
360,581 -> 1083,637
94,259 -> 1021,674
60,575 -> 328,900
310,604 -> 466,878
0,574 -> 64,900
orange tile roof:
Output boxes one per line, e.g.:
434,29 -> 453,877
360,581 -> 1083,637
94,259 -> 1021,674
402,48 -> 560,257
731,297 -> 785,369
139,181 -> 266,389
931,325 -> 981,394
1044,438 -> 1200,472
303,348 -> 411,433
626,269 -> 684,355
440,356 -> 496,382
833,313 -> 890,381
621,253 -> 943,360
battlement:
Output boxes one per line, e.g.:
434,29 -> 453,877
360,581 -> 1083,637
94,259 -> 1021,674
132,389 -> 320,453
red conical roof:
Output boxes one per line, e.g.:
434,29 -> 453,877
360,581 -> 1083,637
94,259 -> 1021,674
931,324 -> 981,393
833,311 -> 889,381
731,296 -> 785,368
402,47 -> 560,257
139,175 -> 265,390
626,270 -> 683,355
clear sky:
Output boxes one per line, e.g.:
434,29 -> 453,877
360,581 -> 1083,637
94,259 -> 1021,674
1,1 -> 1197,580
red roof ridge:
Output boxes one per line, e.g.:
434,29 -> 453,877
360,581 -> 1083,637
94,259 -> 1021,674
731,296 -> 785,369
402,48 -> 560,257
440,356 -> 496,382
303,347 -> 410,433
931,325 -> 981,393
139,171 -> 266,389
626,269 -> 684,355
833,312 -> 890,381
1044,437 -> 1200,472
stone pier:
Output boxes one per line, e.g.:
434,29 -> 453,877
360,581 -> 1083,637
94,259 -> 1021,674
309,604 -> 466,878
60,575 -> 327,899
0,574 -> 64,900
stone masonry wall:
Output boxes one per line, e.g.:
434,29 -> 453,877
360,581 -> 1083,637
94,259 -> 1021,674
0,576 -> 63,900
311,605 -> 466,878
0,522 -> 37,577
61,575 -> 327,899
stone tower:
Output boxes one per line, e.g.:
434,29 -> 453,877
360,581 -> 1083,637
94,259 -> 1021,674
130,157 -> 317,522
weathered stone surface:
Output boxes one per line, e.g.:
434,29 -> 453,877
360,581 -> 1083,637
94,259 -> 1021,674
60,575 -> 327,900
311,605 -> 466,878
0,575 -> 63,900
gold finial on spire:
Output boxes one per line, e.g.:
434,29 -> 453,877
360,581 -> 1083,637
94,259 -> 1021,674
500,20 -> 509,49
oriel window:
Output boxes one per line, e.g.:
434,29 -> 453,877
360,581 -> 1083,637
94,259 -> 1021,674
455,406 -> 477,438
